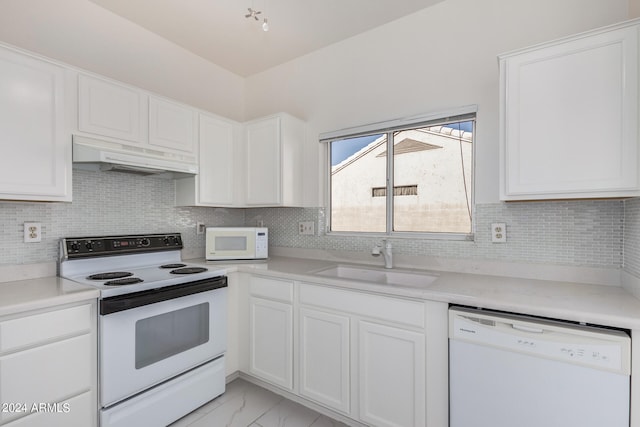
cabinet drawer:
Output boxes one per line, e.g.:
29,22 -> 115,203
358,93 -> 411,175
0,335 -> 92,424
3,391 -> 94,427
0,305 -> 92,353
299,283 -> 424,329
250,276 -> 294,303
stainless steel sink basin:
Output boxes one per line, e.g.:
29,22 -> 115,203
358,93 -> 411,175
312,265 -> 438,288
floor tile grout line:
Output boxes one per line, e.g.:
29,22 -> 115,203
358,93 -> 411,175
246,395 -> 285,426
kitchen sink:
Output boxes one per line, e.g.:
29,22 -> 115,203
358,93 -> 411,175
312,265 -> 438,288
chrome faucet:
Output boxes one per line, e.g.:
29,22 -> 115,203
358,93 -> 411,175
372,239 -> 393,269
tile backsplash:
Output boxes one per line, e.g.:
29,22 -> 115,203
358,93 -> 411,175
0,169 -> 636,281
0,169 -> 244,265
624,198 -> 640,278
246,200 -> 624,269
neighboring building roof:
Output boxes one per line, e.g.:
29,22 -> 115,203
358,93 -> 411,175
331,124 -> 473,174
376,137 -> 441,157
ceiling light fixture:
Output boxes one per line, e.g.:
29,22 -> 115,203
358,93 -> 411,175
245,3 -> 269,32
245,7 -> 261,21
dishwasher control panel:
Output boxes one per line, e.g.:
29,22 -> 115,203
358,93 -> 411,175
449,308 -> 631,375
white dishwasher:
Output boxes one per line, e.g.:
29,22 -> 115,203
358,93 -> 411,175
449,306 -> 631,427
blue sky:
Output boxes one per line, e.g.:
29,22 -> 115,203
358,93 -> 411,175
330,121 -> 473,166
331,134 -> 382,166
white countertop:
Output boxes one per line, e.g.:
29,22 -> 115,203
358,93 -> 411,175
3,256 -> 639,329
199,256 -> 640,330
0,276 -> 99,317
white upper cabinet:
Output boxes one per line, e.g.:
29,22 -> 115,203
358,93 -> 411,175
245,113 -> 305,206
500,20 -> 640,200
175,113 -> 241,206
0,45 -> 71,201
78,74 -> 145,144
148,96 -> 196,154
77,74 -> 197,161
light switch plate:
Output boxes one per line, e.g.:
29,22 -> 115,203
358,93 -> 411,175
196,222 -> 206,235
299,221 -> 315,235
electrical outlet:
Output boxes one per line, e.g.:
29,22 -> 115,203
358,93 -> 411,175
491,222 -> 506,243
24,222 -> 42,243
196,222 -> 206,235
299,221 -> 315,235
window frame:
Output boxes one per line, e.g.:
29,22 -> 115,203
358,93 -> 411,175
321,106 -> 477,241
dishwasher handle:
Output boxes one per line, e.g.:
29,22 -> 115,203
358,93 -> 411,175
511,323 -> 544,333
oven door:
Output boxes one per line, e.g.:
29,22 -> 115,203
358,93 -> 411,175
99,277 -> 227,407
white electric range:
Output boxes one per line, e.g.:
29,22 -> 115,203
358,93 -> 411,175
59,233 -> 227,427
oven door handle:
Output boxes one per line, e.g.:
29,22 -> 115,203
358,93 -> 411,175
100,276 -> 227,315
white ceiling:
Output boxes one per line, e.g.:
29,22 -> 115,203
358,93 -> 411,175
88,0 -> 445,77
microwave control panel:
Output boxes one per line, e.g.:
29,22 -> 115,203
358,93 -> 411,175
256,230 -> 268,258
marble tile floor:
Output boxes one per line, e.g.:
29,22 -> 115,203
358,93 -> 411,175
169,378 -> 351,427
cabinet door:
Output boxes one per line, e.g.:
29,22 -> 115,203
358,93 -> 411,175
148,96 -> 195,154
78,74 -> 144,144
0,48 -> 70,201
299,307 -> 350,414
358,321 -> 425,427
0,335 -> 92,424
249,296 -> 293,390
197,113 -> 235,205
246,117 -> 281,205
500,23 -> 639,200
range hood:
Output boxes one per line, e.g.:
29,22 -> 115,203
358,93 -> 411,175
72,136 -> 198,179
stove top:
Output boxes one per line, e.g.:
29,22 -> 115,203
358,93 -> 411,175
59,233 -> 225,297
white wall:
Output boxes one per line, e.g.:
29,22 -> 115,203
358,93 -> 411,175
244,0 -> 630,206
0,0 -> 245,121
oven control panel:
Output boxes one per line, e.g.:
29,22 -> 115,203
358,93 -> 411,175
62,233 -> 183,258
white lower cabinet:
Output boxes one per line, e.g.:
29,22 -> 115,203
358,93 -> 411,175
248,276 -> 294,391
299,307 -> 350,414
0,302 -> 97,427
298,282 -> 426,427
243,275 -> 441,427
358,321 -> 425,427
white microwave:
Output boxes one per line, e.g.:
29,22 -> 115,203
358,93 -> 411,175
205,227 -> 268,261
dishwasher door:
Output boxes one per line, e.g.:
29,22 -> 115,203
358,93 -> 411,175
449,307 -> 631,427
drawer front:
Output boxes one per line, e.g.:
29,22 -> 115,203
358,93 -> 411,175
0,335 -> 92,424
250,276 -> 294,303
299,283 -> 425,329
3,391 -> 94,427
0,305 -> 92,353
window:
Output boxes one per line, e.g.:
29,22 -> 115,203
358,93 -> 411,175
324,110 -> 475,238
